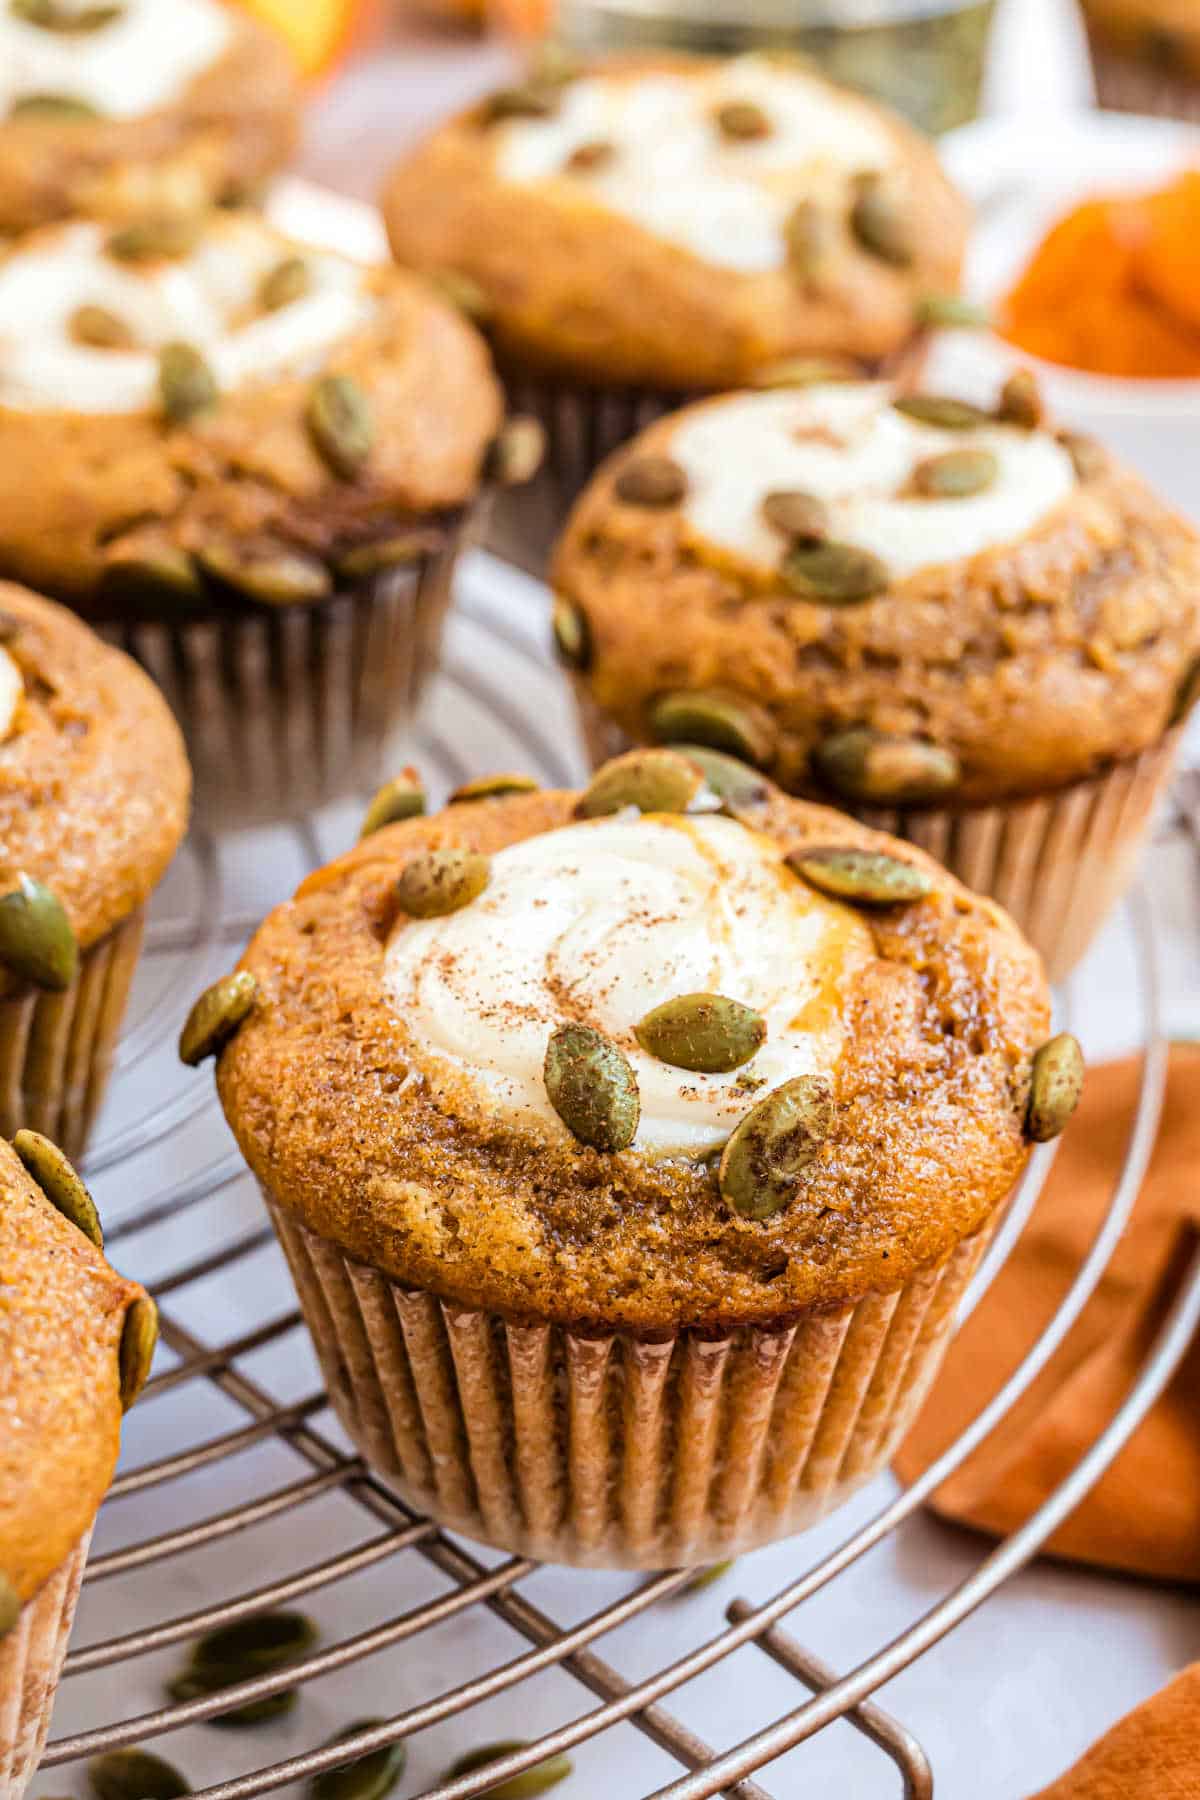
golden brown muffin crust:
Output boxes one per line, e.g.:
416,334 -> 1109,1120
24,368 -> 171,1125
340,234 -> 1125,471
217,786 -> 1049,1334
383,52 -> 969,390
0,1138 -> 144,1607
552,401 -> 1200,805
0,582 -> 190,954
1081,0 -> 1200,72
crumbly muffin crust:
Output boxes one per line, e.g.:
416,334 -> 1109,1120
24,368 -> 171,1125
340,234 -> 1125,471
0,1136 -> 144,1607
383,51 -> 968,390
217,784 -> 1048,1334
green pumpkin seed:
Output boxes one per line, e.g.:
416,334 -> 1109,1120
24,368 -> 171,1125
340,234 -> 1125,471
528,40 -> 582,87
788,846 -> 932,906
893,394 -> 990,431
307,374 -> 373,481
336,530 -> 441,582
443,1744 -> 572,1799
651,690 -> 774,767
1026,1033 -> 1085,1143
179,971 -> 259,1067
564,138 -> 614,173
11,0 -> 123,28
0,1573 -> 18,1638
0,874 -> 78,991
1059,430 -> 1105,482
449,773 -> 540,805
551,595 -> 590,671
781,540 -> 890,605
635,993 -> 766,1074
666,743 -> 773,816
997,369 -> 1044,430
784,198 -> 833,279
614,455 -> 687,509
718,1076 -> 834,1221
714,99 -> 771,140
102,541 -> 203,605
90,1750 -> 189,1800
914,293 -> 990,331
257,255 -> 312,314
109,213 -> 200,262
190,1611 -> 318,1681
577,747 -> 704,819
360,770 -> 427,837
814,728 -> 961,805
311,1722 -> 406,1800
483,83 -> 560,123
119,1295 -> 158,1411
683,1559 -> 735,1593
428,269 -> 493,323
70,303 -> 136,350
1170,655 -> 1200,727
911,448 -> 998,499
395,849 -> 490,920
9,92 -> 103,120
486,416 -> 545,488
751,356 -> 864,389
197,538 -> 331,607
14,1129 -> 102,1248
167,1674 -> 297,1728
762,490 -> 829,543
544,1022 -> 639,1152
158,342 -> 217,424
850,174 -> 914,267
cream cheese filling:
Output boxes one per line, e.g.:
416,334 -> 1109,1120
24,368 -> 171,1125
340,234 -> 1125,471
2,0 -> 233,121
494,54 -> 897,275
668,383 -> 1078,580
383,813 -> 875,1158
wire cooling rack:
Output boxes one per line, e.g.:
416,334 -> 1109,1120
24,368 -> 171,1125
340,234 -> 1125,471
37,553 -> 1200,1800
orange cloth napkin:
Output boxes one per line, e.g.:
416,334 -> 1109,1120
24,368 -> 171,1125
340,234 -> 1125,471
895,1043 -> 1200,1581
1029,1664 -> 1200,1798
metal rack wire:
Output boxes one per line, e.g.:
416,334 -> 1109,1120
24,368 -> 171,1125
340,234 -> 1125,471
35,575 -> 1199,1800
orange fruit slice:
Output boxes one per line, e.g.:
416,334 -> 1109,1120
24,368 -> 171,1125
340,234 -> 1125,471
235,0 -> 370,76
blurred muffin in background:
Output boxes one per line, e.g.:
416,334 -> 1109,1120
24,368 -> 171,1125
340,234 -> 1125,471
1081,0 -> 1200,118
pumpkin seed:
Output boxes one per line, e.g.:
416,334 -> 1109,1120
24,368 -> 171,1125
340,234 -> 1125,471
714,99 -> 771,140
544,1022 -> 639,1152
666,743 -> 773,816
1059,430 -> 1105,481
89,1750 -> 190,1800
551,595 -> 590,671
651,690 -> 774,767
0,873 -> 78,991
0,1573 -> 18,1638
307,375 -> 373,481
166,1674 -> 297,1728
449,773 -> 540,805
311,1723 -> 406,1800
893,394 -> 990,431
196,538 -> 331,607
577,747 -> 704,818
486,416 -> 545,487
784,198 -> 833,278
258,255 -> 312,313
788,846 -> 932,906
762,490 -> 829,543
190,1611 -> 317,1681
483,84 -> 559,123
564,138 -> 614,173
781,540 -> 890,605
336,530 -> 441,582
635,993 -> 766,1074
14,1128 -> 102,1248
428,269 -> 492,322
850,174 -> 913,267
528,41 -> 582,87
911,447 -> 998,499
997,369 -> 1043,429
11,0 -> 123,27
178,970 -> 259,1066
751,357 -> 864,389
683,1560 -> 735,1593
718,1076 -> 834,1221
1026,1033 -> 1085,1143
395,849 -> 490,920
159,342 -> 217,424
441,1744 -> 572,1799
9,92 -> 102,120
108,213 -> 200,262
103,541 -> 202,605
119,1296 -> 159,1410
914,293 -> 990,331
359,770 -> 426,837
614,455 -> 687,508
70,303 -> 136,350
815,728 -> 961,805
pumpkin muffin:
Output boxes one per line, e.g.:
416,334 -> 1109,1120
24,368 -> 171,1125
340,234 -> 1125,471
0,205 -> 512,827
0,581 -> 189,1156
383,49 -> 969,568
552,373 -> 1200,980
0,0 -> 298,235
198,749 -> 1073,1569
1,1131 -> 157,1797
1080,0 -> 1200,117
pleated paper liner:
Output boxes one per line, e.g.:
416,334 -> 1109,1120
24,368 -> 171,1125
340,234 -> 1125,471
99,507 -> 477,833
572,686 -> 1181,984
1086,32 -> 1200,119
0,1531 -> 91,1800
0,909 -> 145,1161
268,1199 -> 990,1570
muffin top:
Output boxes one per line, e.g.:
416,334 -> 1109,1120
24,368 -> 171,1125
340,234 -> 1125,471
0,1135 -> 147,1612
0,208 -> 504,611
0,580 -> 190,979
383,51 -> 969,390
1082,0 -> 1200,66
552,376 -> 1200,806
215,759 -> 1053,1333
0,0 -> 298,234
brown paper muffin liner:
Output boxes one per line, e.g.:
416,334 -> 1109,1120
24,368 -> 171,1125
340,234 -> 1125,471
99,506 -> 479,831
1086,30 -> 1200,118
268,1198 -> 991,1569
0,1531 -> 91,1799
0,908 -> 145,1161
572,688 -> 1181,984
